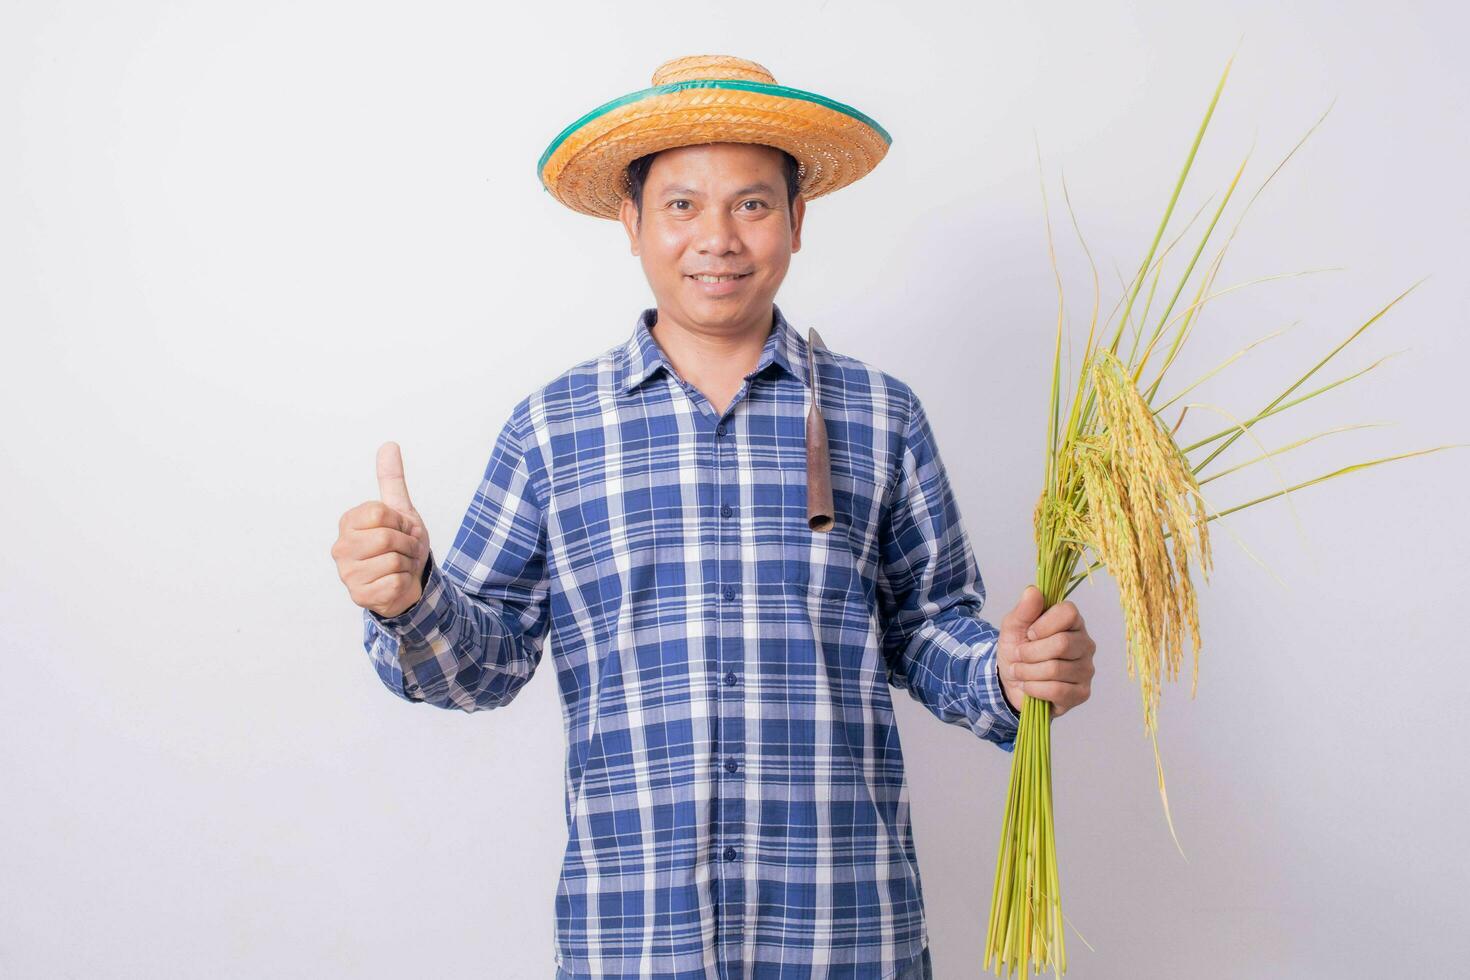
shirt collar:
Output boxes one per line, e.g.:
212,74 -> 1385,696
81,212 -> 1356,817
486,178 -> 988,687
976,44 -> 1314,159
618,303 -> 810,396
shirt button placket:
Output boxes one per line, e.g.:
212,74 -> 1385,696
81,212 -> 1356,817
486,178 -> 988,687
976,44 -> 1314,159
713,416 -> 745,955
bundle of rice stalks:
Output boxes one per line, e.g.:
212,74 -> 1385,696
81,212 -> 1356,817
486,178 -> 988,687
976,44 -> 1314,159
983,50 -> 1460,978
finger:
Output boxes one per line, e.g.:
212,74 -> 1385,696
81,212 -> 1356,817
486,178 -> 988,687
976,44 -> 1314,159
1012,690 -> 1068,719
345,524 -> 425,563
345,500 -> 415,535
999,585 -> 1045,642
1026,600 -> 1083,640
360,569 -> 421,613
376,442 -> 417,515
1011,657 -> 1092,684
1011,679 -> 1084,708
353,549 -> 421,589
1016,631 -> 1086,664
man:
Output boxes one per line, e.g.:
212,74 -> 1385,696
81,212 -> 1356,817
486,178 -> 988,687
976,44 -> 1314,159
331,55 -> 1097,980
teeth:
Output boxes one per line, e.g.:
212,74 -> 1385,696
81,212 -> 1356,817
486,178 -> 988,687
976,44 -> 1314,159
691,274 -> 745,282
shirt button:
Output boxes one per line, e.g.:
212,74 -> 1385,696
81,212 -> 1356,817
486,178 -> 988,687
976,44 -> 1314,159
724,671 -> 737,686
720,503 -> 732,518
723,846 -> 737,862
715,423 -> 727,436
722,585 -> 736,600
725,758 -> 739,773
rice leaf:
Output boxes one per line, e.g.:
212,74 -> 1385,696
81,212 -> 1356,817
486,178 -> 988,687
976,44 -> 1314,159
1196,422 -> 1390,485
1181,351 -> 1404,460
1151,321 -> 1300,414
1191,280 -> 1426,470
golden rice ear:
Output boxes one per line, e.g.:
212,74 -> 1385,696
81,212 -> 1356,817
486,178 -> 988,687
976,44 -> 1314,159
1081,349 -> 1211,738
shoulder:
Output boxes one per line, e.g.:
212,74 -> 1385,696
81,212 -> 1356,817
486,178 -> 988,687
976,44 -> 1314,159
813,345 -> 919,436
502,339 -> 626,444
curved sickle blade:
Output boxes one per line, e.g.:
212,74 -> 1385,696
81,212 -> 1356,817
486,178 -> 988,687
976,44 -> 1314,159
806,327 -> 835,532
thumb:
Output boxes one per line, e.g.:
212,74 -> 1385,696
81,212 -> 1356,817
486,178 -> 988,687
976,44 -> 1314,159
999,584 -> 1046,644
376,441 -> 418,518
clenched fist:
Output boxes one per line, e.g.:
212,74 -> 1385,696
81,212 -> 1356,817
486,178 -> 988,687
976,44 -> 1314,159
332,441 -> 432,619
996,586 -> 1097,719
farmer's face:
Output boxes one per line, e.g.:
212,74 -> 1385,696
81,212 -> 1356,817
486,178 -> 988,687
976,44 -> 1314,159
619,142 -> 804,335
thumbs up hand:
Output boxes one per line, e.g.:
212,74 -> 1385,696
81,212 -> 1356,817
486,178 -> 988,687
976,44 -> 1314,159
331,441 -> 433,619
995,586 -> 1097,719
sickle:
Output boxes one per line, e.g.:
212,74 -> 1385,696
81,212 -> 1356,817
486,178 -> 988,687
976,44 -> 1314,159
805,327 -> 835,532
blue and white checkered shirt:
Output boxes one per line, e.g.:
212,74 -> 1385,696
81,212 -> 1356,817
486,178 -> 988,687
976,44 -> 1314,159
363,304 -> 1021,979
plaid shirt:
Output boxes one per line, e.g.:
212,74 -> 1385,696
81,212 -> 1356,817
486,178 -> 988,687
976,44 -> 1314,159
363,304 -> 1021,979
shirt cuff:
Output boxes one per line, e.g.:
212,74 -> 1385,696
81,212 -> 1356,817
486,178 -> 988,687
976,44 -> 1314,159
967,642 -> 1021,752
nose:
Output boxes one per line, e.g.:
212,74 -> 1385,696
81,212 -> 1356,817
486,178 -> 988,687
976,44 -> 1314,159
693,206 -> 743,256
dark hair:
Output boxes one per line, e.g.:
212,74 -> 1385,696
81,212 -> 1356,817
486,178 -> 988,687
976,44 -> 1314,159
623,145 -> 803,223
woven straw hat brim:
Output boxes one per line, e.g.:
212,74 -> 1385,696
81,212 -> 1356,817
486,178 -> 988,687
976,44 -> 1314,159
538,78 -> 891,220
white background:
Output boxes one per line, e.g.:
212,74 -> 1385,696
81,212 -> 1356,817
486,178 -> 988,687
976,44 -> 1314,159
3,1 -> 1467,977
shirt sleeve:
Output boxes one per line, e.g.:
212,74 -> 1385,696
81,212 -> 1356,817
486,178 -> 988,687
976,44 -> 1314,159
361,413 -> 551,712
875,388 -> 1022,752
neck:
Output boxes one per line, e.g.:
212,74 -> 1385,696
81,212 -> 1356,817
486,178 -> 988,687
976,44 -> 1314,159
649,304 -> 774,390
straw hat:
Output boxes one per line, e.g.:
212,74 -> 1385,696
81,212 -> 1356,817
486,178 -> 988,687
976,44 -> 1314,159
537,54 -> 892,220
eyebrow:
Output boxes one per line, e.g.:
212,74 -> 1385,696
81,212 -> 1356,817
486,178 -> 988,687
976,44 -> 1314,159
657,182 -> 779,198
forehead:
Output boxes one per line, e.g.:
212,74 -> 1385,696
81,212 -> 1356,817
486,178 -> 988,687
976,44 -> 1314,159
645,142 -> 787,189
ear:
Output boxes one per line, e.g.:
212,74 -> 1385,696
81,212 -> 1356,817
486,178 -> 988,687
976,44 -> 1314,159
618,197 -> 641,255
789,193 -> 805,253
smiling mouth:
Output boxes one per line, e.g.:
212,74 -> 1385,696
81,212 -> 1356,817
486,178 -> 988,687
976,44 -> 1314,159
687,273 -> 752,283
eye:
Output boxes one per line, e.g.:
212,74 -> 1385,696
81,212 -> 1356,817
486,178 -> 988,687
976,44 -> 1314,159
669,200 -> 692,211
740,200 -> 768,211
